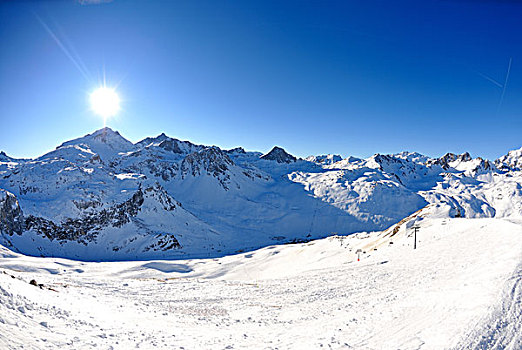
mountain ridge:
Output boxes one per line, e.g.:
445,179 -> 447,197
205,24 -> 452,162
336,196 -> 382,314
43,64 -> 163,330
1,127 -> 521,260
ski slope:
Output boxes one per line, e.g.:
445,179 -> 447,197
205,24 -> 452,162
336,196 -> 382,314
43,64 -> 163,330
1,215 -> 521,349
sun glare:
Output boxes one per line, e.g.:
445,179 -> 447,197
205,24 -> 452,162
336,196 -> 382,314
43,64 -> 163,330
90,87 -> 120,120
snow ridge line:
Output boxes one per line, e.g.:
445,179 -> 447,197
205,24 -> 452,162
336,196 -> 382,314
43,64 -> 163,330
453,261 -> 522,350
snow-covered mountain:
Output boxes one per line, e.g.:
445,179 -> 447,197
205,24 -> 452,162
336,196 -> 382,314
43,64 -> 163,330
1,127 -> 521,260
260,146 -> 297,163
305,154 -> 342,165
496,146 -> 522,171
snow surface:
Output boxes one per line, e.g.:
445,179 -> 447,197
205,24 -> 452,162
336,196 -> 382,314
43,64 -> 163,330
0,209 -> 521,349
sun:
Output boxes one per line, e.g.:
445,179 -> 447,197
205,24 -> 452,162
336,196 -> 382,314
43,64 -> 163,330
90,87 -> 120,120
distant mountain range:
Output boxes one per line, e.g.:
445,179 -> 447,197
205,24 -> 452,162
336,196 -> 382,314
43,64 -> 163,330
1,127 -> 521,260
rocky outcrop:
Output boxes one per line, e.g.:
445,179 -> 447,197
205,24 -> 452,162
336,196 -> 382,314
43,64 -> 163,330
225,147 -> 246,154
24,188 -> 145,244
372,154 -> 403,169
305,154 -> 342,165
0,152 -> 14,162
157,139 -> 184,153
0,189 -> 24,236
135,133 -> 170,148
495,147 -> 522,171
23,185 -> 180,248
181,147 -> 234,189
137,133 -> 203,155
261,146 -> 297,163
472,158 -> 495,173
431,152 -> 472,170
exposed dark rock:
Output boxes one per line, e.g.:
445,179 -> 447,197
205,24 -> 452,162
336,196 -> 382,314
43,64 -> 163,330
158,139 -> 183,153
225,147 -> 246,154
495,148 -> 522,171
23,185 -> 180,247
373,154 -> 401,169
181,147 -> 234,189
305,154 -> 342,165
144,234 -> 181,251
0,189 -> 24,236
260,146 -> 297,163
136,133 -> 170,148
473,157 -> 494,172
137,133 -> 202,155
430,152 -> 472,170
90,154 -> 103,164
0,151 -> 11,162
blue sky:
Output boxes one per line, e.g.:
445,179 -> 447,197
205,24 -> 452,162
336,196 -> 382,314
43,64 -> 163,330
1,0 -> 521,160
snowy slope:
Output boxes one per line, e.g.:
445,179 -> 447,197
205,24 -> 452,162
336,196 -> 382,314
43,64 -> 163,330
496,147 -> 522,171
1,128 -> 521,260
0,207 -> 520,349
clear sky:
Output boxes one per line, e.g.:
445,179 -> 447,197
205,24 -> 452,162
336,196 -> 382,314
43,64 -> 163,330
0,0 -> 521,160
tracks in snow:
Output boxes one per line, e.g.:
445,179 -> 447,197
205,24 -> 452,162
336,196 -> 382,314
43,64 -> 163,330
455,261 -> 522,350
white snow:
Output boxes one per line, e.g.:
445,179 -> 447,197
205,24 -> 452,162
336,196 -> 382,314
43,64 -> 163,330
114,173 -> 145,180
0,212 -> 521,349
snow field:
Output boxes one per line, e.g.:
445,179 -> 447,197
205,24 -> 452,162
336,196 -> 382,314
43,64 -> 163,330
1,217 -> 521,349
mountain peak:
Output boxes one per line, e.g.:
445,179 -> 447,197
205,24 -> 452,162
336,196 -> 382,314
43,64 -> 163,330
135,133 -> 204,155
393,151 -> 429,164
495,146 -> 522,171
56,127 -> 135,160
92,126 -> 118,135
261,146 -> 297,163
135,133 -> 170,148
305,154 -> 342,165
88,127 -> 128,143
0,151 -> 11,162
0,151 -> 25,163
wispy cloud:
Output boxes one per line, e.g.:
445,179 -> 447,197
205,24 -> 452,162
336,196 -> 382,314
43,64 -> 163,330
496,57 -> 512,116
